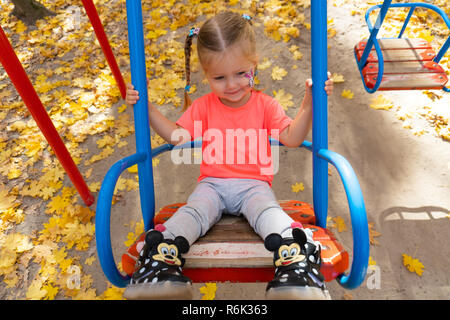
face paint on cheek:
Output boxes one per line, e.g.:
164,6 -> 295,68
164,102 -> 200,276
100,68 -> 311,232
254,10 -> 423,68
244,70 -> 255,88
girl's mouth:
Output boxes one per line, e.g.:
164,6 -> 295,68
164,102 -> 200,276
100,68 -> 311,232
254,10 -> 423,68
225,89 -> 241,95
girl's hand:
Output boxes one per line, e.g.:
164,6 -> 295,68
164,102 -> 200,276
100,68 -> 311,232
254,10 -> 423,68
324,72 -> 334,96
125,83 -> 140,105
305,72 -> 334,96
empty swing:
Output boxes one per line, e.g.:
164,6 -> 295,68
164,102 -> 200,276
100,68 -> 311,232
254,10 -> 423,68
355,1 -> 449,93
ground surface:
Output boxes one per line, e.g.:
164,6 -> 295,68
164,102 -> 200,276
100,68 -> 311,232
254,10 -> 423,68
0,0 -> 449,300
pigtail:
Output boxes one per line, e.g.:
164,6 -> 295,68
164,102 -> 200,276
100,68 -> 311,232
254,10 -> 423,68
183,27 -> 199,111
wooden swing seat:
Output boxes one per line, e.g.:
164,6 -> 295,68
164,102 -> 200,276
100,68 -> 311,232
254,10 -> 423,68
121,200 -> 349,283
355,38 -> 448,90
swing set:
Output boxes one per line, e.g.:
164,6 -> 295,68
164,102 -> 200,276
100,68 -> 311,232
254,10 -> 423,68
96,0 -> 447,293
354,1 -> 449,92
96,0 -> 371,291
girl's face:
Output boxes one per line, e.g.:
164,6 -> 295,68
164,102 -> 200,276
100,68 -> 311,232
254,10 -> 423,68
203,47 -> 256,108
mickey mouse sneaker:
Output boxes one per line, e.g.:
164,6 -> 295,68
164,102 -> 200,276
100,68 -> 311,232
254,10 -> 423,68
123,228 -> 193,300
264,225 -> 331,300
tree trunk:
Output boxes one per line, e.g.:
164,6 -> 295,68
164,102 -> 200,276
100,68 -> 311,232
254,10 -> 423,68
10,0 -> 55,25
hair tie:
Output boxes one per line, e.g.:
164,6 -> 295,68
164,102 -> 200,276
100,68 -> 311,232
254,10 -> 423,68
242,14 -> 252,21
188,27 -> 200,38
185,84 -> 191,92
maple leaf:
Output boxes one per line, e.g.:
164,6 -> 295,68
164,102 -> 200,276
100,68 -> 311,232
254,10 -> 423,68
258,58 -> 272,70
368,222 -> 381,245
26,279 -> 47,300
370,95 -> 393,110
96,135 -> 116,149
341,89 -> 354,99
127,165 -> 138,173
291,182 -> 305,193
89,182 -> 101,192
402,254 -> 425,276
85,256 -> 96,266
271,67 -> 288,80
0,184 -> 17,213
118,104 -> 127,113
331,73 -> 345,83
199,283 -> 217,300
42,284 -> 59,300
46,194 -> 72,215
273,89 -> 294,110
101,286 -> 125,300
332,216 -> 347,232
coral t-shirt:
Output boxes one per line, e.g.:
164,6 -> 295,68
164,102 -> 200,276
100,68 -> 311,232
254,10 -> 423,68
175,91 -> 292,186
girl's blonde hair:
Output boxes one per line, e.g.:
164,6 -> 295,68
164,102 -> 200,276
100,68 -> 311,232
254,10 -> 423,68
183,11 -> 257,111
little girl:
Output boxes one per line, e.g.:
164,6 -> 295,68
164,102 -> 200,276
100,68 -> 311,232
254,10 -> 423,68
124,11 -> 333,300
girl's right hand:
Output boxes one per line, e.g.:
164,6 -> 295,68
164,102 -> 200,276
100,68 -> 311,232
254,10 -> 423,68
125,83 -> 140,105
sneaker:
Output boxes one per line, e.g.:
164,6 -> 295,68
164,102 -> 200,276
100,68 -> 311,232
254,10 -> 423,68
264,226 -> 331,300
123,229 -> 193,300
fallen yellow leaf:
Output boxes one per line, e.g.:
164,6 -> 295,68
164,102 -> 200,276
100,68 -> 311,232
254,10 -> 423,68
291,182 -> 305,193
341,89 -> 354,99
333,216 -> 347,233
273,89 -> 294,110
368,222 -> 381,245
271,67 -> 288,81
370,95 -> 393,110
402,254 -> 424,276
331,73 -> 345,83
199,283 -> 217,300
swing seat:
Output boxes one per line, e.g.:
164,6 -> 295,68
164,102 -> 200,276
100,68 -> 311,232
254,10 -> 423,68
121,200 -> 349,283
355,38 -> 448,90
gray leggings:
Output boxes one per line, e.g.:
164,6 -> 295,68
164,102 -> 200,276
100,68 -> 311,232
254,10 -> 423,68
162,177 -> 312,245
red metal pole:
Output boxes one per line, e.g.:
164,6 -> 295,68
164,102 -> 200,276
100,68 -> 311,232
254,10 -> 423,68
81,0 -> 126,99
0,26 -> 95,207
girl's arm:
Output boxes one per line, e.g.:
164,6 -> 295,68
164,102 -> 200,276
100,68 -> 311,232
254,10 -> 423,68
126,83 -> 191,146
279,77 -> 333,148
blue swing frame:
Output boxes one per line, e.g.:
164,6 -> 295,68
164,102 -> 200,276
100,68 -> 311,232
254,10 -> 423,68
96,0 -> 370,290
355,0 -> 450,93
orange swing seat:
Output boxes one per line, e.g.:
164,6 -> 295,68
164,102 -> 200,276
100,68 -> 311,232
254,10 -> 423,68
121,200 -> 349,283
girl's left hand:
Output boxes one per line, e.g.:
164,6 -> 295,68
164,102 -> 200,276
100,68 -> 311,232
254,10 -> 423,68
324,72 -> 334,96
305,72 -> 334,96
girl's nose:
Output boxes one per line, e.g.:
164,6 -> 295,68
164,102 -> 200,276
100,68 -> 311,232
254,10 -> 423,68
226,78 -> 239,91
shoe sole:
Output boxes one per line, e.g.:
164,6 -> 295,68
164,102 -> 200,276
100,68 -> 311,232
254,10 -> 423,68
266,286 -> 332,300
123,281 -> 194,300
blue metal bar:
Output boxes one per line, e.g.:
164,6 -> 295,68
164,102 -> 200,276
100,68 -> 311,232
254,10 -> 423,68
359,0 -> 392,70
152,139 -> 313,157
126,0 -> 155,231
366,3 -> 450,30
311,0 -> 328,228
438,37 -> 450,93
434,36 -> 450,64
95,152 -> 147,288
398,6 -> 415,38
317,149 -> 369,290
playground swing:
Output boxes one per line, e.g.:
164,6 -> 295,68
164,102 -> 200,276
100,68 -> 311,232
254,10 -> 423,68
355,1 -> 450,93
95,0 -> 370,294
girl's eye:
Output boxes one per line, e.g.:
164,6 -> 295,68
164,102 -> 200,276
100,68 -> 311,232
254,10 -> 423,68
238,71 -> 246,76
214,76 -> 224,80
